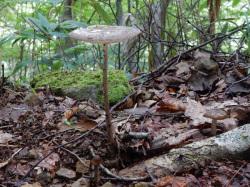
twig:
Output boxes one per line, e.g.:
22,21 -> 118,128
110,91 -> 136,112
1,64 -> 4,94
89,146 -> 149,182
53,140 -> 89,167
226,163 -> 246,187
0,148 -> 22,169
226,75 -> 250,93
121,132 -> 149,140
39,128 -> 76,140
0,125 -> 14,129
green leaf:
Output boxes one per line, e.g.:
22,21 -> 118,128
11,60 -> 32,76
232,0 -> 240,6
60,20 -> 87,29
199,1 -> 207,10
50,31 -> 67,38
37,13 -> 52,31
89,0 -> 112,24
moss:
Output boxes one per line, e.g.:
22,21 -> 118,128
31,69 -> 133,104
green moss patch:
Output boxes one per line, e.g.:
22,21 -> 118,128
31,70 -> 133,104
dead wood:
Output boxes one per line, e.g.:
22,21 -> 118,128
119,124 -> 250,178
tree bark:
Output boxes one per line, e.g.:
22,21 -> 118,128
119,124 -> 250,178
60,0 -> 74,49
149,0 -> 171,70
121,14 -> 140,74
61,0 -> 73,21
116,0 -> 123,69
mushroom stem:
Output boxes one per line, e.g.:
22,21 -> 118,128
211,119 -> 217,136
103,44 -> 114,144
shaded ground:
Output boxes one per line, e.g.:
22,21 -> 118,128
0,51 -> 250,187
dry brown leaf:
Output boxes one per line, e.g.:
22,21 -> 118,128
21,182 -> 42,187
184,98 -> 211,126
156,176 -> 189,187
75,118 -> 97,132
157,94 -> 186,112
64,106 -> 79,120
156,175 -> 199,187
38,152 -> 60,172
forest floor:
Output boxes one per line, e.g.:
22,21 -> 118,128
0,51 -> 250,187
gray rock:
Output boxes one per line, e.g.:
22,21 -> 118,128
59,86 -> 100,102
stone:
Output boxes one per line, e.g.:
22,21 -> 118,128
31,70 -> 132,104
56,167 -> 76,179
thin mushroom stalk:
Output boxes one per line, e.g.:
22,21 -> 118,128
103,44 -> 114,144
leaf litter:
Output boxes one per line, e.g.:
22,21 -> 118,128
0,51 -> 250,186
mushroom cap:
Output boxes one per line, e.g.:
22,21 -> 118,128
204,108 -> 228,120
69,25 -> 141,44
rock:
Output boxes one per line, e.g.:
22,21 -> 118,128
71,178 -> 89,187
101,182 -> 114,187
76,160 -> 90,174
61,86 -> 99,102
56,167 -> 76,179
31,70 -> 132,104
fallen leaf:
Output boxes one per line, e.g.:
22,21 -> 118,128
56,167 -> 76,179
38,153 -> 60,171
21,182 -> 42,187
76,159 -> 90,174
157,94 -> 186,112
0,131 -> 14,144
75,118 -> 97,132
185,98 -> 211,126
156,175 -> 199,187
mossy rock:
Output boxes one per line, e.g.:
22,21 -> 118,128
31,70 -> 133,104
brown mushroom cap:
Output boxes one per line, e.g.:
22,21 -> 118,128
69,25 -> 141,44
204,108 -> 229,120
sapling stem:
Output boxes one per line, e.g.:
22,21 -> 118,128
103,44 -> 114,144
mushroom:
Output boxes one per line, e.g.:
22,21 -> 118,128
204,108 -> 229,135
69,25 -> 141,145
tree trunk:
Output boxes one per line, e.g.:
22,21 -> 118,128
61,0 -> 73,21
116,0 -> 123,69
60,0 -> 74,49
121,14 -> 140,74
149,0 -> 171,70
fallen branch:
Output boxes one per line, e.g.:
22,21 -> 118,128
150,129 -> 200,152
119,124 -> 250,178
